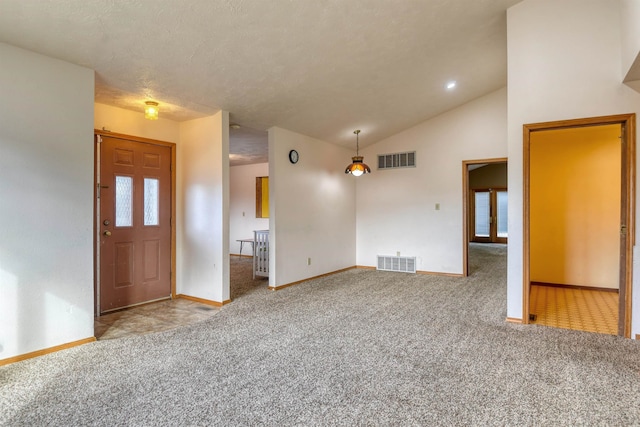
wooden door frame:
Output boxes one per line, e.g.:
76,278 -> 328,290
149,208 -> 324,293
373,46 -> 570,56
462,158 -> 508,277
94,130 -> 177,315
522,114 -> 636,337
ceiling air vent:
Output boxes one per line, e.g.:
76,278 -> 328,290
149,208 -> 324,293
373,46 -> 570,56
378,151 -> 416,170
377,255 -> 417,274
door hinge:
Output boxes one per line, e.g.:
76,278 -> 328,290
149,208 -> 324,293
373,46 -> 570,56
621,224 -> 627,235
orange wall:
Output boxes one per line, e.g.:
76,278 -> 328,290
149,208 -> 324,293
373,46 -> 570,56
530,124 -> 621,289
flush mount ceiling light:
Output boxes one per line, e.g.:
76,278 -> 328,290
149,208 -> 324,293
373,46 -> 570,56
230,123 -> 241,130
144,101 -> 159,120
345,130 -> 371,177
446,81 -> 456,90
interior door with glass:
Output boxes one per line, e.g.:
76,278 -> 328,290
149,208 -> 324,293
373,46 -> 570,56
98,135 -> 171,313
471,188 -> 507,244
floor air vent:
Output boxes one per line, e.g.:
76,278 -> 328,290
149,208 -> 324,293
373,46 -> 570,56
377,255 -> 417,273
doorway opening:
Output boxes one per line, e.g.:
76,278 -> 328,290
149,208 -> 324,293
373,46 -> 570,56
463,158 -> 508,276
228,126 -> 270,301
523,114 -> 635,337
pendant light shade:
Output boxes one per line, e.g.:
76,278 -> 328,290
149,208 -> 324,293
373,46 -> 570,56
345,130 -> 371,176
144,101 -> 159,120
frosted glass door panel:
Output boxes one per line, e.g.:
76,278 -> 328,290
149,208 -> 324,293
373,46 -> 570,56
474,192 -> 490,237
497,191 -> 508,238
144,178 -> 159,226
115,176 -> 133,227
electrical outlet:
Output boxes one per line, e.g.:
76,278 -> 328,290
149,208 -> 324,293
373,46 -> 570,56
435,203 -> 440,210
307,257 -> 311,266
396,251 -> 400,256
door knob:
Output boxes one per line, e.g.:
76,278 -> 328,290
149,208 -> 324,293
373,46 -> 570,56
103,230 -> 112,237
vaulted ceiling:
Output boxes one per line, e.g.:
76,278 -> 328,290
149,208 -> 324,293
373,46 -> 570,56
0,0 -> 522,165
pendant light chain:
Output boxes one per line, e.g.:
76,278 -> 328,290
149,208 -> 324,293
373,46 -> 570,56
344,129 -> 370,176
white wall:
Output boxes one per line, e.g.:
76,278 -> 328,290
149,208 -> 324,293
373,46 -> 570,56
229,163 -> 269,254
178,112 -> 230,303
0,43 -> 94,360
268,127 -> 356,287
356,88 -> 507,273
94,103 -> 180,143
621,0 -> 640,79
507,0 -> 640,332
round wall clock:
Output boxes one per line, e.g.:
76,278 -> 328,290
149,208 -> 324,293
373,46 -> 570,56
289,149 -> 299,164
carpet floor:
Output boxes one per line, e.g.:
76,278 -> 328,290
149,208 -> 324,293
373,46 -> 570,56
1,244 -> 640,426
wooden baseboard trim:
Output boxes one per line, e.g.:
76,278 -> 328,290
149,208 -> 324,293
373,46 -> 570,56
417,270 -> 464,278
0,337 -> 96,367
231,254 -> 253,258
355,265 -> 376,270
268,283 -> 295,291
269,266 -> 356,291
177,294 -> 231,307
636,334 -> 639,341
506,317 -> 523,324
531,281 -> 619,293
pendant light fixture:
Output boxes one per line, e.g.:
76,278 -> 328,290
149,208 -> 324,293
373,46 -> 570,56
144,101 -> 159,120
345,129 -> 371,176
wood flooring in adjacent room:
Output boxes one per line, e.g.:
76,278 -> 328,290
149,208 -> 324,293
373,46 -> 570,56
529,284 -> 618,335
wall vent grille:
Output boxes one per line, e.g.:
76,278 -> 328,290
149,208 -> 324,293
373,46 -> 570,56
378,151 -> 416,170
377,255 -> 417,273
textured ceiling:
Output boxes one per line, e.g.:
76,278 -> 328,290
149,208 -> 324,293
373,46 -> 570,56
0,0 -> 521,165
229,125 -> 269,166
